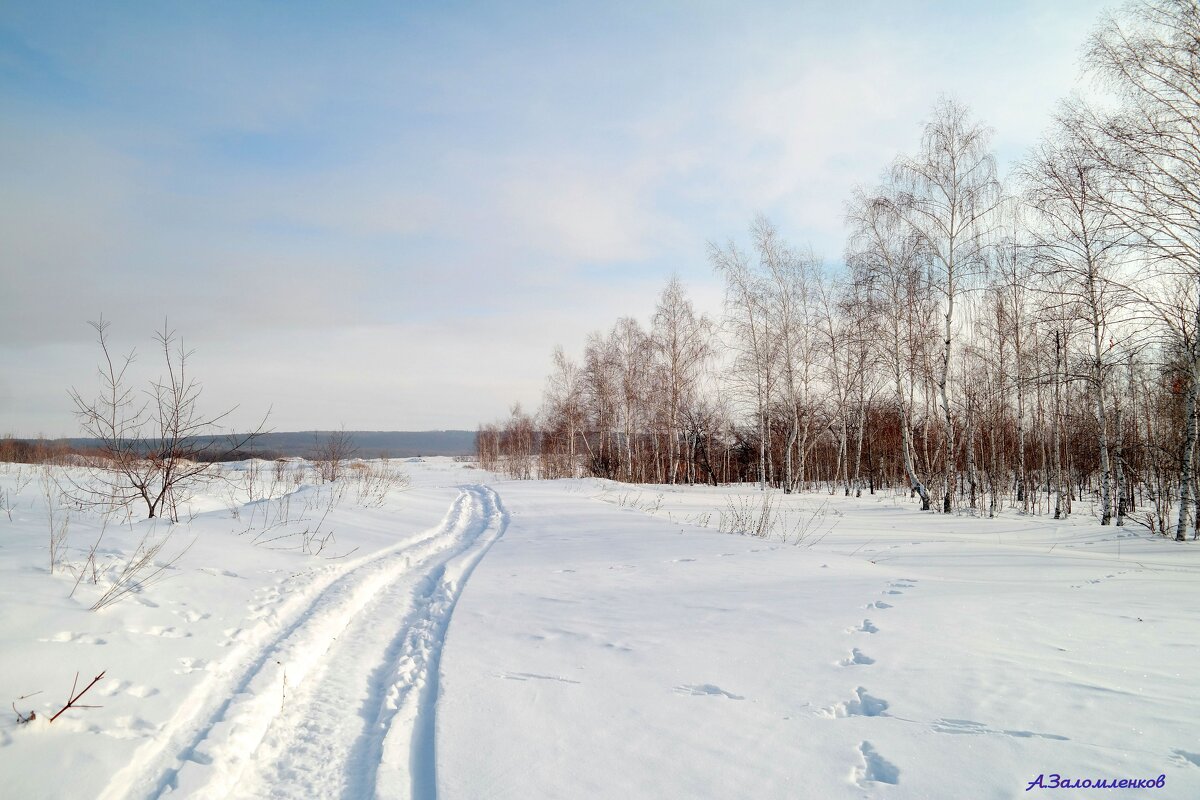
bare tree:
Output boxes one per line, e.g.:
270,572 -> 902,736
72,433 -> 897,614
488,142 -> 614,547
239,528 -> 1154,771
651,276 -> 714,485
891,97 -> 1001,512
990,204 -> 1036,512
753,217 -> 825,492
540,346 -> 586,478
476,422 -> 501,472
1023,128 -> 1133,524
1077,0 -> 1200,539
608,317 -> 652,482
711,238 -> 777,489
581,331 -> 620,479
847,186 -> 934,509
68,318 -> 267,521
500,403 -> 536,480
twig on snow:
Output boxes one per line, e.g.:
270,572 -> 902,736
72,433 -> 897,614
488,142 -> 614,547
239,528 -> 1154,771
49,671 -> 106,723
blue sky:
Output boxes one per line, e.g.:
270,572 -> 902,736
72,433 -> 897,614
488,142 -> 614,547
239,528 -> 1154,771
1,0 -> 1106,436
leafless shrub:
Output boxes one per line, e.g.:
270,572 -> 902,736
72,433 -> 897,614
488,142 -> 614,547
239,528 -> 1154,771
720,493 -> 778,538
244,459 -> 264,502
718,492 -> 839,545
14,465 -> 36,494
622,491 -> 663,514
351,459 -> 410,507
311,429 -> 356,483
597,488 -> 664,514
241,479 -> 356,558
69,521 -> 107,598
41,469 -> 70,574
90,525 -> 192,611
785,499 -> 839,547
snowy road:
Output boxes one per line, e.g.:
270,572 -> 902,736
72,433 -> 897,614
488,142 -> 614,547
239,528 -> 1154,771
99,484 -> 508,800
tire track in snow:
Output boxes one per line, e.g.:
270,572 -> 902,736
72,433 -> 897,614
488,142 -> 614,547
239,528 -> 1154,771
368,484 -> 508,800
101,485 -> 506,800
233,484 -> 507,800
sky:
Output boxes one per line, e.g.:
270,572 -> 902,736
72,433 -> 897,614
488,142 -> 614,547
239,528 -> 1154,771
1,0 -> 1108,437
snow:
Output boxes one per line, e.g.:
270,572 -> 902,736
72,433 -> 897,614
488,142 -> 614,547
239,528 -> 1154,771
1,459 -> 1198,798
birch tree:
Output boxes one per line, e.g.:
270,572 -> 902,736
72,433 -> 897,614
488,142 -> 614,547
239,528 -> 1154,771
1077,0 -> 1200,539
651,277 -> 714,484
847,187 -> 934,509
711,239 -> 777,489
891,98 -> 1001,513
1022,131 -> 1130,524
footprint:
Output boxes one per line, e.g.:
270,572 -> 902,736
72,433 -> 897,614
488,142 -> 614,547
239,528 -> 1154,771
849,619 -> 879,634
218,627 -> 244,647
853,741 -> 900,786
1173,750 -> 1200,768
675,684 -> 744,700
497,672 -> 582,685
1002,729 -> 1070,741
932,718 -> 1068,741
128,626 -> 191,639
867,601 -> 892,610
39,631 -> 107,645
840,648 -> 875,666
104,716 -> 158,740
174,657 -> 208,675
820,687 -> 889,718
931,718 -> 988,735
98,679 -> 133,697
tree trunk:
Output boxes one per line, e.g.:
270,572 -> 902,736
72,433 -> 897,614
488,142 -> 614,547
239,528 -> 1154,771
939,289 -> 955,514
1053,331 -> 1066,520
1176,345 -> 1199,541
1092,323 -> 1113,525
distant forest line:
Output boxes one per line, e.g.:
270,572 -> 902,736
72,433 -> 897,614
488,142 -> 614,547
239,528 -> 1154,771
0,431 -> 477,462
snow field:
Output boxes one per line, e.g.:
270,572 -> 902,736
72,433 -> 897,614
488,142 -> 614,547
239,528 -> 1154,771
1,460 -> 1198,799
437,479 -> 1200,798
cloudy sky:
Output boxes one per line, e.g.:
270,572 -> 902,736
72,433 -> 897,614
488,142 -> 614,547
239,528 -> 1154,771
1,0 -> 1106,437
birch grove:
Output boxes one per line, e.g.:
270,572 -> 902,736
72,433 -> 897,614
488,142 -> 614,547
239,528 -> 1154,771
479,0 -> 1200,542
